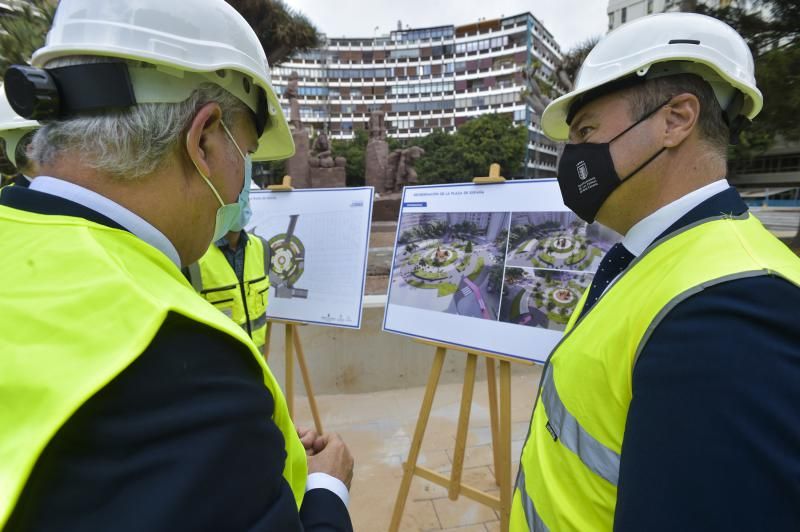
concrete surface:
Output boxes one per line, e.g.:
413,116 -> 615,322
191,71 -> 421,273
265,304 -> 541,395
290,369 -> 543,531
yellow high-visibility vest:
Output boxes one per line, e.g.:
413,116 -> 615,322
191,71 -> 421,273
0,206 -> 305,528
188,234 -> 270,348
511,213 -> 800,531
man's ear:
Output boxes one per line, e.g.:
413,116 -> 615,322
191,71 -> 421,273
662,92 -> 700,149
185,102 -> 224,178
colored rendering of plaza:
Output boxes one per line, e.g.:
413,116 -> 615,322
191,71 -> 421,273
390,212 -> 509,319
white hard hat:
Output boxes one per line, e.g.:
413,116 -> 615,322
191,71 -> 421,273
542,13 -> 762,141
29,0 -> 293,161
0,90 -> 38,168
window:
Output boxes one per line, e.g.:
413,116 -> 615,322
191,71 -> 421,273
647,0 -> 654,13
390,48 -> 420,59
621,7 -> 627,23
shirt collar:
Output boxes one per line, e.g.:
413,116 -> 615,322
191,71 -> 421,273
215,230 -> 248,250
30,176 -> 182,267
622,179 -> 731,256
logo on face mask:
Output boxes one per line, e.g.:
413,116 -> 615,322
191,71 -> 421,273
575,160 -> 598,195
576,161 -> 589,181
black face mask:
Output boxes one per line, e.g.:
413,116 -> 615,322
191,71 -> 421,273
556,100 -> 670,223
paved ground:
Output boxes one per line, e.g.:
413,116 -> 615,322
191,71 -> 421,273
290,368 -> 543,531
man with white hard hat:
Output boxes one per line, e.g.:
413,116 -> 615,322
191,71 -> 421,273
511,13 -> 800,531
0,91 -> 39,187
0,0 -> 353,530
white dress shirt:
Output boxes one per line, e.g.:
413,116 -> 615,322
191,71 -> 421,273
28,175 -> 349,507
600,179 -> 731,297
30,176 -> 182,267
622,179 -> 731,257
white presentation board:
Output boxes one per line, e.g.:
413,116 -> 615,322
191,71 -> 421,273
383,179 -> 621,363
247,187 -> 374,329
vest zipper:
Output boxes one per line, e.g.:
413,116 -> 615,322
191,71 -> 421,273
239,243 -> 253,338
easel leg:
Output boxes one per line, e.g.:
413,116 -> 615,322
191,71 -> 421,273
449,353 -> 477,500
499,360 -> 512,530
263,322 -> 272,362
293,326 -> 324,434
284,324 -> 294,418
389,347 -> 447,532
486,357 -> 501,487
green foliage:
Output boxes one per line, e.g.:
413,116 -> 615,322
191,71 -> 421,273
332,129 -> 368,187
414,269 -> 448,281
467,256 -> 485,282
415,129 -> 469,184
407,279 -> 458,297
504,268 -> 525,285
416,114 -> 527,184
560,37 -> 601,86
540,252 -> 556,266
464,240 -> 473,253
694,0 -> 800,153
436,283 -> 460,297
510,289 -> 526,319
487,265 -> 504,293
566,248 -> 588,266
0,0 -> 56,73
225,0 -> 319,67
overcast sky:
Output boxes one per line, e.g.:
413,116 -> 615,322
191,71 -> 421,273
287,0 -> 609,52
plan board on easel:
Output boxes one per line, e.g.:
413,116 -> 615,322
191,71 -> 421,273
383,179 -> 621,363
247,186 -> 374,328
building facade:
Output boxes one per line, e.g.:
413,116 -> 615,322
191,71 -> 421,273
607,0 -> 750,31
271,13 -> 565,178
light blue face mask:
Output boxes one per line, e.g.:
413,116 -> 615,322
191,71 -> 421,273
189,120 -> 253,242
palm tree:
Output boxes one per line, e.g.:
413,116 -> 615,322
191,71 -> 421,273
0,0 -> 320,76
0,0 -> 57,73
225,0 -> 320,67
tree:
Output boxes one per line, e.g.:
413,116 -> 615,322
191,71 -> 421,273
416,114 -> 526,184
331,129 -> 368,187
465,240 -> 473,253
225,0 -> 320,67
416,129 -> 470,184
455,113 -> 528,179
0,0 -> 57,73
557,37 -> 600,92
694,0 -> 800,151
487,265 -> 504,293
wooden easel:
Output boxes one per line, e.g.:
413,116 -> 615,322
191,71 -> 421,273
263,176 -> 324,434
389,165 -> 534,531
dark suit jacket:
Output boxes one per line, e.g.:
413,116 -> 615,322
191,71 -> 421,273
613,188 -> 800,530
1,186 -> 352,532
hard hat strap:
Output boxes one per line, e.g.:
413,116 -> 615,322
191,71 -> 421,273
5,63 -> 266,136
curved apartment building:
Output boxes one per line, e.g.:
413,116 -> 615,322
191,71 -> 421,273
271,12 -> 564,178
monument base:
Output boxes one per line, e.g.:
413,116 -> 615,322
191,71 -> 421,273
286,130 -> 310,188
310,166 -> 346,188
365,140 -> 389,193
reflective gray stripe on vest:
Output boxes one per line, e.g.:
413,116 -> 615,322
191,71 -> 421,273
258,235 -> 271,273
187,262 -> 203,292
541,365 -> 620,486
516,469 -> 549,531
248,311 -> 267,332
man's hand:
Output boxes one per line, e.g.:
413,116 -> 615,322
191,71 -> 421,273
297,426 -> 326,456
307,432 -> 354,490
